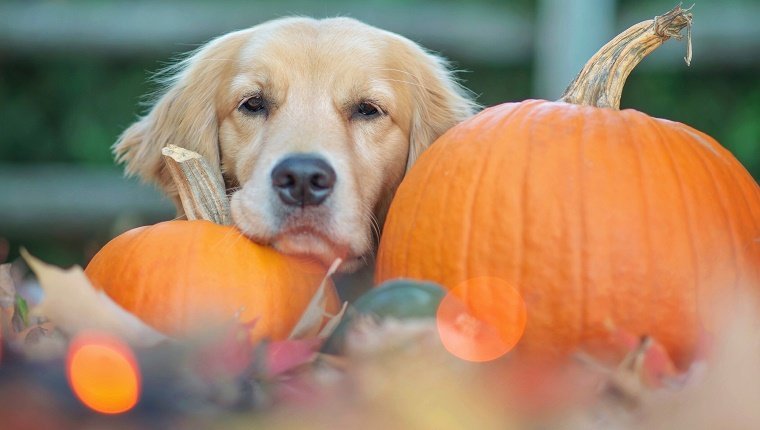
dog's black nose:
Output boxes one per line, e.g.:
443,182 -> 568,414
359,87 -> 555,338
271,155 -> 336,207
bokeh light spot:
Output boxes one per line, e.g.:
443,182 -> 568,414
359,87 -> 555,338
436,277 -> 527,362
66,331 -> 140,414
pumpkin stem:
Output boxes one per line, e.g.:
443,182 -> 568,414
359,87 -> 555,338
161,145 -> 232,225
559,4 -> 693,110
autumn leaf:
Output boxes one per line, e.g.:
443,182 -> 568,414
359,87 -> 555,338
288,258 -> 347,340
20,249 -> 166,347
263,338 -> 322,378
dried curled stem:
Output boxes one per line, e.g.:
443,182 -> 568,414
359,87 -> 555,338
559,4 -> 693,110
161,144 -> 232,225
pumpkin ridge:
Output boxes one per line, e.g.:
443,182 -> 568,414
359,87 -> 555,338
672,125 -> 741,337
435,139 -> 455,284
516,104 -> 543,302
182,222 -> 206,330
262,245 -> 282,330
606,110 -> 630,347
710,132 -> 760,284
635,111 -> 668,346
651,115 -> 702,349
422,142 -> 446,282
685,130 -> 741,289
452,134 -> 474,284
463,104 -> 525,283
635,113 -> 699,352
718,140 -> 760,256
400,129 -> 451,279
575,108 -> 590,349
268,252 -> 281,339
120,225 -> 154,314
728,168 -> 760,284
675,125 -> 760,279
651,117 -> 701,281
403,124 -> 460,273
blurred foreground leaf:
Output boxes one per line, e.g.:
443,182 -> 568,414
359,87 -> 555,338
20,248 -> 166,347
289,258 -> 347,340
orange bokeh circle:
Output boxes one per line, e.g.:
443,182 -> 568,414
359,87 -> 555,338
436,276 -> 527,362
66,331 -> 141,414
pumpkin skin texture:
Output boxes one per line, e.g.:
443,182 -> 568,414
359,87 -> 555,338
85,220 -> 340,341
376,8 -> 760,368
377,98 -> 760,368
390,6 -> 760,358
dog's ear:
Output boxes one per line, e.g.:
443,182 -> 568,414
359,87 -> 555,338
391,38 -> 479,172
113,31 -> 247,199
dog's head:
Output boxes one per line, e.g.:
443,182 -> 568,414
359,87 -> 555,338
115,17 -> 476,271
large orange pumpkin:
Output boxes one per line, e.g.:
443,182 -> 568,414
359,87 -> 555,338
85,220 -> 340,341
376,7 -> 760,368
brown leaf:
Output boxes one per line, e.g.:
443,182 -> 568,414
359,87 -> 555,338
317,302 -> 347,340
20,249 -> 166,347
288,258 -> 346,340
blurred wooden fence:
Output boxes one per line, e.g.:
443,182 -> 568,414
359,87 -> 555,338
1,0 -> 758,237
0,165 -> 173,238
1,1 -> 757,66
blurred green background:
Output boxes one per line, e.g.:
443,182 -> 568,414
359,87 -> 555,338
1,0 -> 759,267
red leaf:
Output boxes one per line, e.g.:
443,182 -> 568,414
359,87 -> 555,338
264,338 -> 322,378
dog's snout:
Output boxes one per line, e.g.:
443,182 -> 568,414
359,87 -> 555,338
271,155 -> 336,206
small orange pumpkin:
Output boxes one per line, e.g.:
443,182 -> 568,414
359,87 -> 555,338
376,7 -> 760,368
85,220 -> 340,341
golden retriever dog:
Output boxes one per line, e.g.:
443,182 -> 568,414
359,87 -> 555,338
114,17 -> 476,272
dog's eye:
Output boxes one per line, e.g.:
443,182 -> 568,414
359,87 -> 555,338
356,102 -> 380,118
239,95 -> 267,115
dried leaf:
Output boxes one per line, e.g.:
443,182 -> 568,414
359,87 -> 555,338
317,302 -> 348,339
21,249 -> 166,347
288,259 -> 345,340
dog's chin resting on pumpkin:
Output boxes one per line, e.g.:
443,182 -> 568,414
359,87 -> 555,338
113,16 -> 476,272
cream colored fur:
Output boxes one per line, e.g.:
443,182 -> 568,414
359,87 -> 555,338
114,17 -> 477,271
